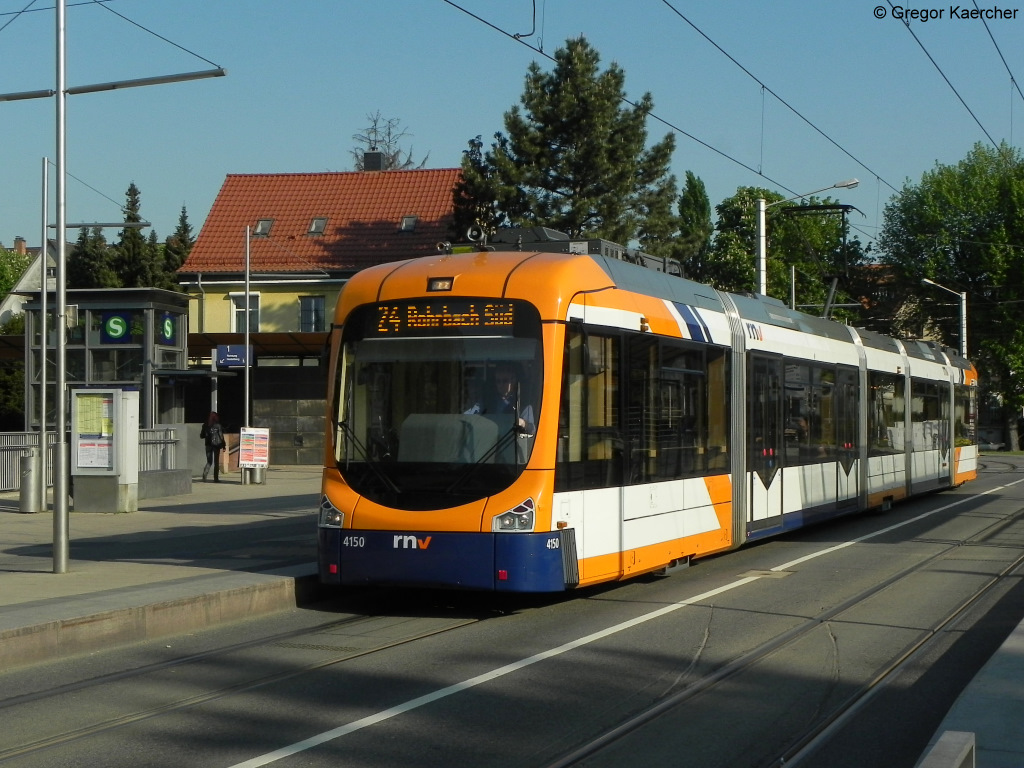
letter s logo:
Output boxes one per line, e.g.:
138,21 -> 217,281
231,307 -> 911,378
106,315 -> 127,339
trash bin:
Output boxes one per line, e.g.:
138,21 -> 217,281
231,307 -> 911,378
251,467 -> 266,484
19,448 -> 40,514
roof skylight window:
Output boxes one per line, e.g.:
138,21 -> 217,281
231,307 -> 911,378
308,217 -> 328,235
253,218 -> 274,237
399,215 -> 418,233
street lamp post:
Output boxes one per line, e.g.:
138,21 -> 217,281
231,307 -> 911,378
921,278 -> 968,358
755,178 -> 859,295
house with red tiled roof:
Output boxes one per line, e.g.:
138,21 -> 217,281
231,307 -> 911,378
175,163 -> 461,464
179,165 -> 462,337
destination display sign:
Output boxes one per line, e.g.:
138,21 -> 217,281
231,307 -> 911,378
374,300 -> 515,336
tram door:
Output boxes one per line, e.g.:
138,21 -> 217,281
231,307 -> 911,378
749,354 -> 784,526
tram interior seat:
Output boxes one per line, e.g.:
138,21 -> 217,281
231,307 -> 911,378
397,414 -> 500,463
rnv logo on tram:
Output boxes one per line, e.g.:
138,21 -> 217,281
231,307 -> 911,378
393,535 -> 433,550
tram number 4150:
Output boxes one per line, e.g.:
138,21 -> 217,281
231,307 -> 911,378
343,536 -> 366,548
546,537 -> 560,550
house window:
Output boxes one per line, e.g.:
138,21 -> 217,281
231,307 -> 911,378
231,294 -> 260,333
308,217 -> 328,235
299,295 -> 325,332
399,215 -> 418,232
253,219 -> 273,237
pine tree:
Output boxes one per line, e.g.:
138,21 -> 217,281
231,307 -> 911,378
164,205 -> 194,278
147,230 -> 177,291
454,37 -> 676,245
114,182 -> 156,288
671,172 -> 714,279
68,226 -> 117,288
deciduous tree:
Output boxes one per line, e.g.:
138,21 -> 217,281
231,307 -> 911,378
877,141 -> 1024,446
350,111 -> 429,170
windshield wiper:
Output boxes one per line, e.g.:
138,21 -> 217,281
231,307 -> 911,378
444,426 -> 520,495
336,419 -> 402,495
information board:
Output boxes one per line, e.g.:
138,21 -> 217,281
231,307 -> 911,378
73,391 -> 115,470
238,427 -> 270,469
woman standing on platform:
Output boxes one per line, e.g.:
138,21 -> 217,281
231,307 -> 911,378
200,411 -> 225,482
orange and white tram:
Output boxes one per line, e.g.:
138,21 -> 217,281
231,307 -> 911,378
317,229 -> 978,592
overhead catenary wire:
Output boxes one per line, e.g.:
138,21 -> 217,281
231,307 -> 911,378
440,0 -> 803,198
972,0 -> 1024,142
88,0 -> 222,70
657,0 -> 900,195
887,0 -> 999,148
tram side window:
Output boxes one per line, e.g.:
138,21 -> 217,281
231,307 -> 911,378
626,337 -> 729,483
868,371 -> 905,455
911,379 -> 946,451
954,384 -> 977,446
783,362 -> 837,465
556,328 -> 623,491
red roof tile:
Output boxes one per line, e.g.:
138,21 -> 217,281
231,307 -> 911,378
180,168 -> 462,274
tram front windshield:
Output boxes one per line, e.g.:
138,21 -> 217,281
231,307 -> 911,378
334,300 -> 543,510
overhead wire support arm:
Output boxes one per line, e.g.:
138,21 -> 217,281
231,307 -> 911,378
67,67 -> 227,95
0,68 -> 226,103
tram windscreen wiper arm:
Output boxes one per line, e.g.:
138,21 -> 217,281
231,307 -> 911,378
336,419 -> 402,495
445,427 -> 518,495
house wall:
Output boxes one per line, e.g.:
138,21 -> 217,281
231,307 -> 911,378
188,282 -> 343,334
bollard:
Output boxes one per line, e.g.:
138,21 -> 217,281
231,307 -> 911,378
19,448 -> 40,514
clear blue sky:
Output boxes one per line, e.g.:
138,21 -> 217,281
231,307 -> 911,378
2,1 -> 1022,253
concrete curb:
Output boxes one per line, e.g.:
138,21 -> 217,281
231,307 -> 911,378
0,564 -> 323,671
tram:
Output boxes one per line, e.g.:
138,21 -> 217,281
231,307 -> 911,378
317,228 -> 978,592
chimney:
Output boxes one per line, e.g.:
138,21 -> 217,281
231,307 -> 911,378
363,151 -> 384,171
14,236 -> 26,255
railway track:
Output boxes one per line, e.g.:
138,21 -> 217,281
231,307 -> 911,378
546,467 -> 1024,768
0,604 -> 483,765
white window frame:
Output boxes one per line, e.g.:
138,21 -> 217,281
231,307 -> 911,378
229,292 -> 260,333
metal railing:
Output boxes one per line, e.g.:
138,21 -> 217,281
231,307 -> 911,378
0,428 -> 181,492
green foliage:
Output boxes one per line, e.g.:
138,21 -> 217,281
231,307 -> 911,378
67,182 -> 185,291
672,171 -> 714,277
710,186 -> 865,314
453,37 -> 676,245
68,226 -> 117,288
878,141 -> 1024,415
0,246 -> 31,296
451,136 -> 505,238
163,205 -> 194,290
0,314 -> 23,431
114,182 -> 159,288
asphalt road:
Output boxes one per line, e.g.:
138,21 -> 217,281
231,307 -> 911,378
2,460 -> 1022,768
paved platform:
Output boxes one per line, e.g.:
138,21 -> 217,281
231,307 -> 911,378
0,465 -> 323,671
920,619 -> 1024,767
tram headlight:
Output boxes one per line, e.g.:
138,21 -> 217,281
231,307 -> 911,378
491,498 -> 536,532
318,496 -> 344,528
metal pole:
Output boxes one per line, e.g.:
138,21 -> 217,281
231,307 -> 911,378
243,226 -> 251,485
53,0 -> 69,573
960,291 -> 968,358
39,157 -> 48,513
790,265 -> 796,310
756,198 -> 767,295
